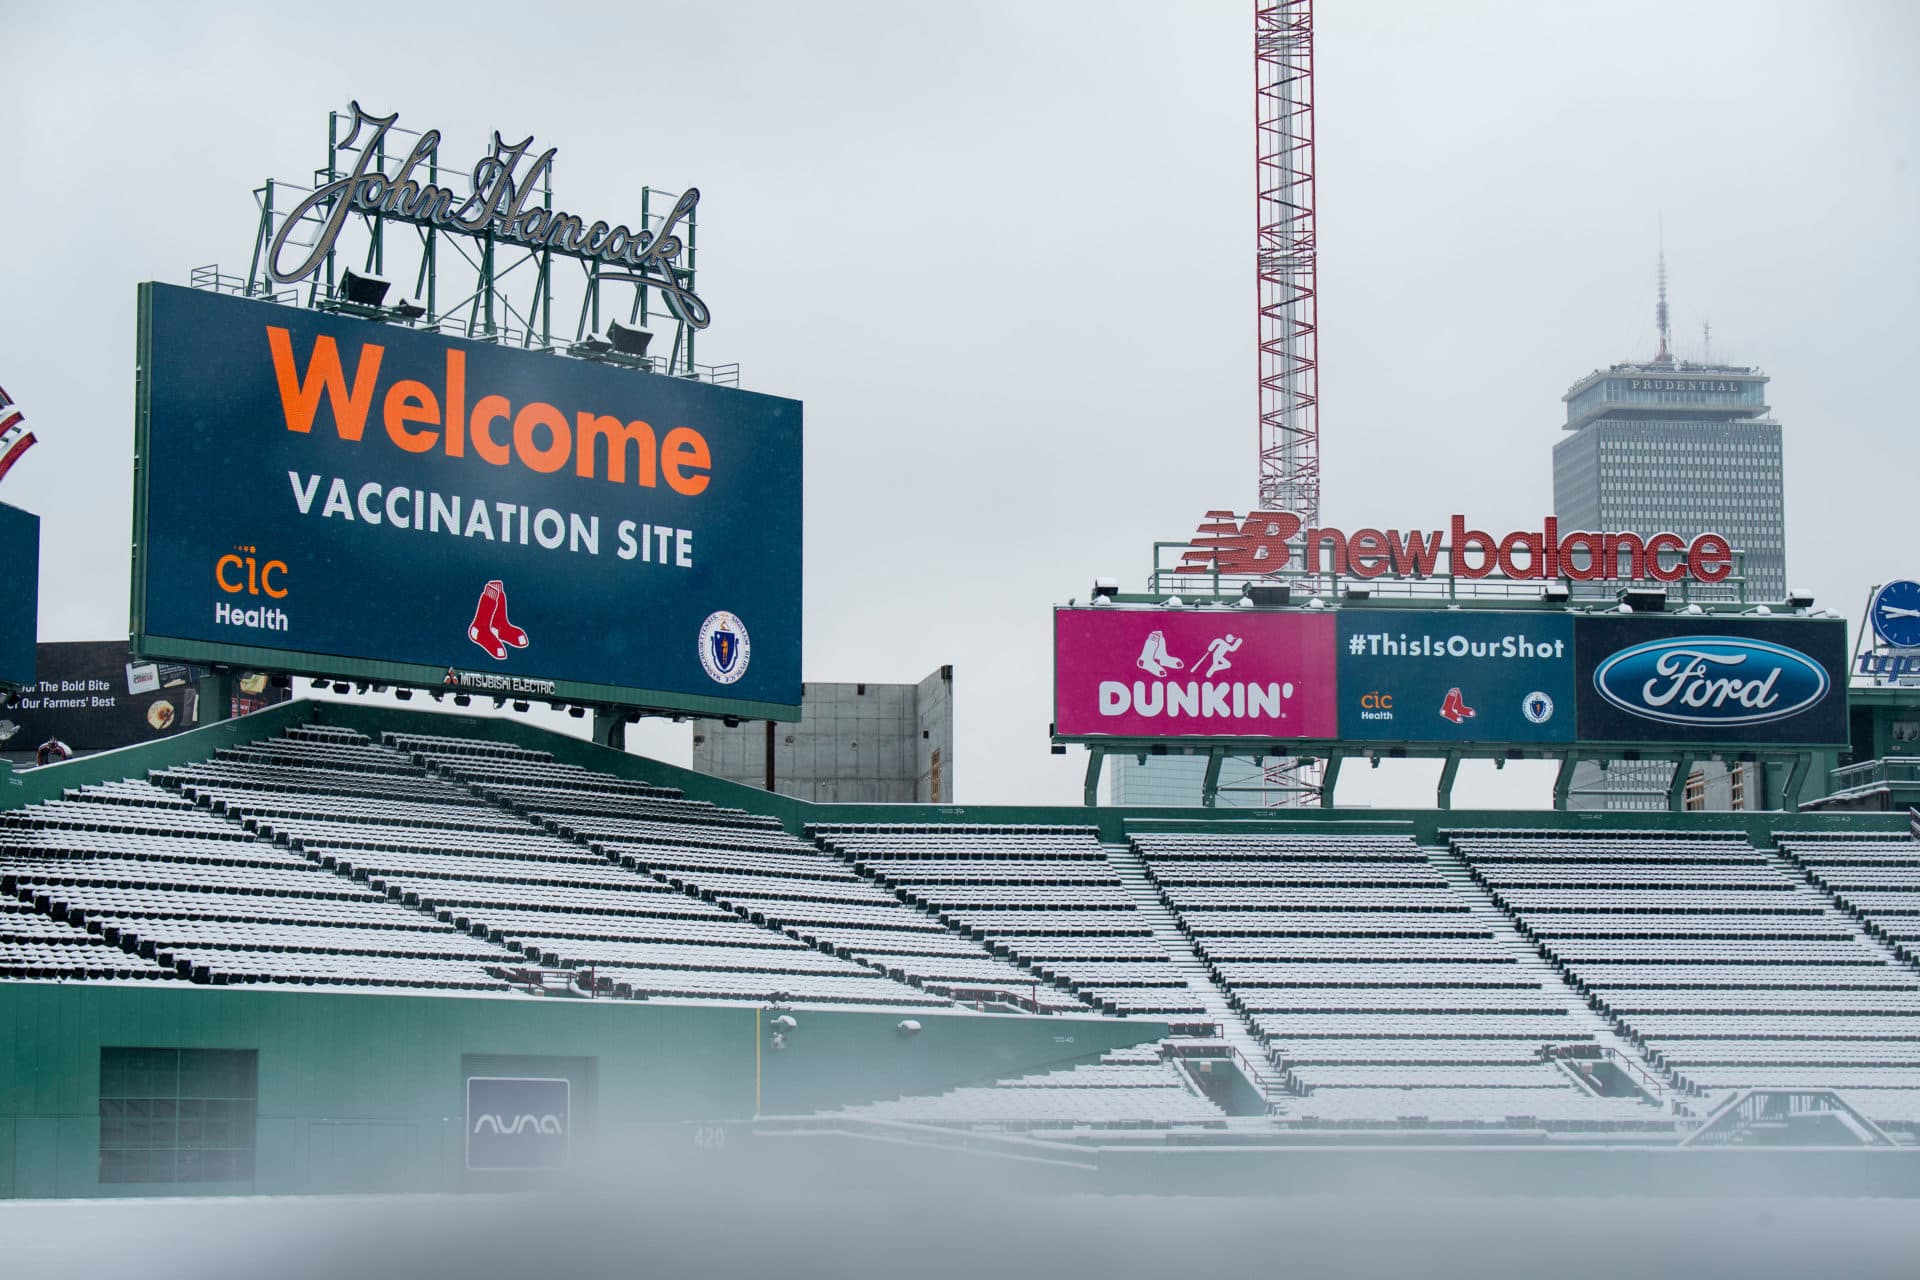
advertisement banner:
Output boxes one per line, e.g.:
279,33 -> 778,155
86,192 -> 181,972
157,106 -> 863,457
465,1076 -> 569,1172
1337,610 -> 1575,744
1054,607 -> 1337,739
133,283 -> 801,717
0,501 -> 36,688
0,642 -> 290,754
1573,616 -> 1849,747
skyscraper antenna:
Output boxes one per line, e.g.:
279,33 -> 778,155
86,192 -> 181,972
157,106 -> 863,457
1655,222 -> 1671,364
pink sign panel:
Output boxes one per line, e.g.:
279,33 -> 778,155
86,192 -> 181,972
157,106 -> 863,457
1054,608 -> 1338,739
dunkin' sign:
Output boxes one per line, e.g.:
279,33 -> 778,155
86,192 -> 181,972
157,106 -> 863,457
1054,608 -> 1337,738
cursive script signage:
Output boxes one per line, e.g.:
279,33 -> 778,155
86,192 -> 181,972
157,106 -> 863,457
268,102 -> 708,328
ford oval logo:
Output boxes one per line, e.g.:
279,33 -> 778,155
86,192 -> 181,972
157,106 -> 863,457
1593,635 -> 1830,727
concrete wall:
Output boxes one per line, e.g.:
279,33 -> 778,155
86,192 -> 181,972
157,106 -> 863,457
690,667 -> 953,803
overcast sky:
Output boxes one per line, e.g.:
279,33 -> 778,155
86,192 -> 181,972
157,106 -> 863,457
4,1 -> 1916,807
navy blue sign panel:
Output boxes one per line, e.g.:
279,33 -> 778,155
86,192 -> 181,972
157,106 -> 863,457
466,1076 -> 569,1171
1573,616 -> 1848,747
0,502 -> 38,688
132,283 -> 801,716
1337,610 -> 1575,744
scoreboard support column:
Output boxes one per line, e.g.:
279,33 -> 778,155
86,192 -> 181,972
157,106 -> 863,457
1665,754 -> 1698,814
1082,747 -> 1106,808
1436,752 -> 1462,811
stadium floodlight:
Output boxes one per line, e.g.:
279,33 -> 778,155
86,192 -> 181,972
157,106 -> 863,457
331,681 -> 350,694
1540,584 -> 1572,603
1091,577 -> 1120,600
1620,588 -> 1667,612
1787,589 -> 1815,609
338,267 -> 391,308
394,688 -> 412,701
567,705 -> 586,719
1344,587 -> 1370,602
391,295 -> 427,321
1050,743 -> 1066,756
453,693 -> 471,707
511,699 -> 530,712
605,318 -> 653,357
1243,584 -> 1289,607
311,678 -> 330,690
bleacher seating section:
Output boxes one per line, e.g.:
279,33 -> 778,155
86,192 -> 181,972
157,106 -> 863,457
10,716 -> 1920,1135
1454,828 -> 1920,1127
814,825 -> 1201,1016
1134,830 -> 1667,1130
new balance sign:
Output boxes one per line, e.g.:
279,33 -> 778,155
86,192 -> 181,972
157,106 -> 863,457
1181,510 -> 1734,584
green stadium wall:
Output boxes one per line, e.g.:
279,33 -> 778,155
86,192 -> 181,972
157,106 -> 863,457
0,982 -> 1164,1199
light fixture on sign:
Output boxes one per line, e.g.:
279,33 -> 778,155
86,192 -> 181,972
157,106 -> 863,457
338,267 -> 391,308
1620,588 -> 1667,613
605,319 -> 654,358
1242,584 -> 1289,607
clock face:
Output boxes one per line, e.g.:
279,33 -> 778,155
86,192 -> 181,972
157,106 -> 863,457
1871,580 -> 1920,649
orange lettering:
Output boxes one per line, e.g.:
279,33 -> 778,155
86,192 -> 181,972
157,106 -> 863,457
383,380 -> 441,453
575,414 -> 657,486
470,395 -> 511,466
663,427 -> 711,496
512,402 -> 571,474
267,328 -> 382,440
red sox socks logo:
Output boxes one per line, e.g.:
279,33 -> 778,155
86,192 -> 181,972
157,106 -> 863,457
467,579 -> 531,660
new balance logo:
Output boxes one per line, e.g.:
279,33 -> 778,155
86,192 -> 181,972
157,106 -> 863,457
1178,511 -> 1303,575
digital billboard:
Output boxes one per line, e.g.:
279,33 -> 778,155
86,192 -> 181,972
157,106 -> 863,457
1055,605 -> 1851,754
1573,615 -> 1849,747
132,284 -> 802,718
0,501 -> 36,688
1053,607 -> 1337,739
1336,610 -> 1575,744
0,642 -> 289,754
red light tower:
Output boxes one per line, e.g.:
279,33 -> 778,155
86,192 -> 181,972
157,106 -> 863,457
1255,0 -> 1319,523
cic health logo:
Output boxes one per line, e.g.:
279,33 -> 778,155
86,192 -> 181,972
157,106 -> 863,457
213,545 -> 291,633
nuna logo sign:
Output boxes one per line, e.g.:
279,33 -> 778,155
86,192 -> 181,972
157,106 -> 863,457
466,1076 -> 569,1171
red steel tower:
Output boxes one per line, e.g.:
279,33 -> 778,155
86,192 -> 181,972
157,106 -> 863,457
1255,1 -> 1319,522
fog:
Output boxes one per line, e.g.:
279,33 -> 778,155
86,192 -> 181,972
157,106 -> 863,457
6,1177 -> 1919,1280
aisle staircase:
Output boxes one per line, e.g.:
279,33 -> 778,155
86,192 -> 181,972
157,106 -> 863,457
1426,843 -> 1676,1108
1103,841 -> 1282,1108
